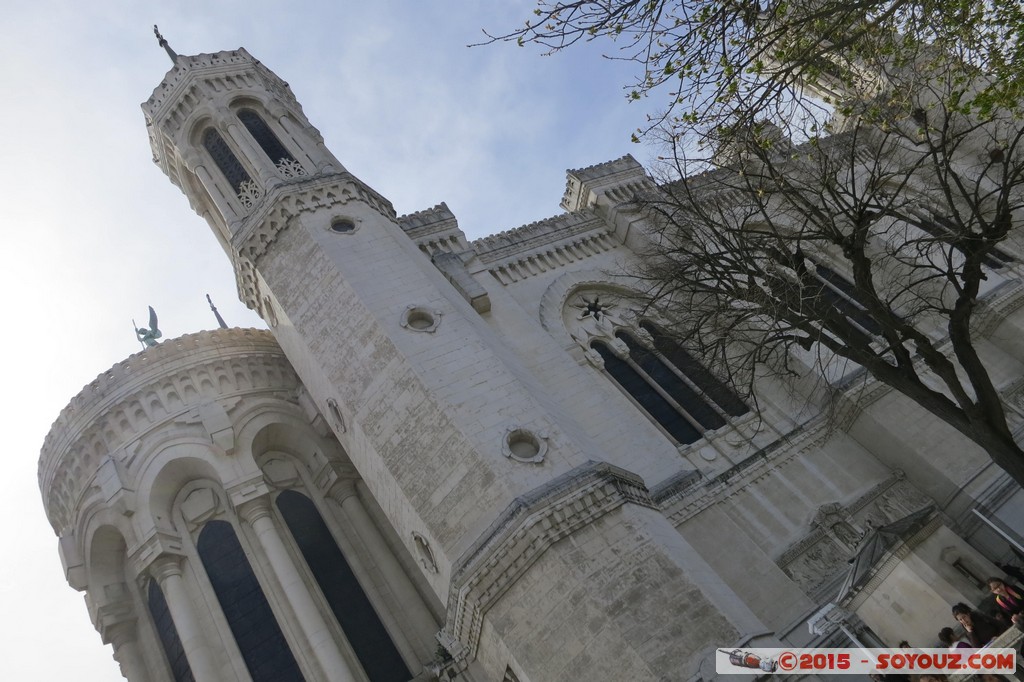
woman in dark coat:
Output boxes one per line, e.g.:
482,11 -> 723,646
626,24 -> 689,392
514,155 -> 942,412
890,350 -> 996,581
951,602 -> 1005,647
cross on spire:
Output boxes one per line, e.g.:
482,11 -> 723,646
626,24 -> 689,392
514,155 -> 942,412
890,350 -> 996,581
153,25 -> 178,64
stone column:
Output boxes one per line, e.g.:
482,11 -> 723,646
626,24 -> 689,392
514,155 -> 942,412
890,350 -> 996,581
106,620 -> 150,682
219,111 -> 279,187
149,555 -> 221,682
238,497 -> 358,682
188,160 -> 240,222
272,110 -> 334,174
329,479 -> 439,657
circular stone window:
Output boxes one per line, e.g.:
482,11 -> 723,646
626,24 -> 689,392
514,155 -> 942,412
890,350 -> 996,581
503,427 -> 548,464
329,217 -> 356,233
401,306 -> 441,333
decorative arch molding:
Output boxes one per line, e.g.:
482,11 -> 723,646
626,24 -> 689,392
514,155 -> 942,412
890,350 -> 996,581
172,479 -> 230,533
182,107 -> 220,150
84,525 -> 140,660
245,416 -> 357,483
136,446 -> 232,536
538,269 -> 642,345
540,271 -> 749,447
79,504 -> 138,577
86,524 -> 131,591
234,402 -> 330,459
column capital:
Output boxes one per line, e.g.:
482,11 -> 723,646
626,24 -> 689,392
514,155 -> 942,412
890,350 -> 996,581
105,618 -> 140,649
267,102 -> 289,121
148,553 -> 185,584
213,104 -> 235,123
179,148 -> 205,173
327,477 -> 360,504
237,495 -> 274,526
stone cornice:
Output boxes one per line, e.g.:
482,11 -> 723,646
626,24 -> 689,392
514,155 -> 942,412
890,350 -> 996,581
662,420 -> 829,527
233,172 -> 397,261
649,469 -> 704,507
973,278 -> 1024,338
38,329 -> 296,535
440,461 -> 655,661
143,48 -> 295,126
230,173 -> 397,310
484,229 -> 618,286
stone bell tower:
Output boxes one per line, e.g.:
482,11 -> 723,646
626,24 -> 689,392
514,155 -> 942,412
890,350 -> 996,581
141,42 -> 770,682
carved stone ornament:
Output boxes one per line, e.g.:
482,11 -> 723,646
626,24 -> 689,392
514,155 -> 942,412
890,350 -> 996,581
180,487 -> 220,529
262,457 -> 301,489
261,295 -> 278,327
326,398 -> 346,433
413,532 -> 438,574
237,179 -> 264,209
561,291 -> 642,359
275,158 -> 306,178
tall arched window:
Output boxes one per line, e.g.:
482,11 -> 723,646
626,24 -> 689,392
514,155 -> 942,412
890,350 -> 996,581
592,339 -> 704,444
639,322 -> 749,417
810,262 -> 882,339
197,520 -> 305,682
147,580 -> 194,682
238,109 -> 296,166
202,128 -> 252,193
565,292 -> 748,446
276,490 -> 411,682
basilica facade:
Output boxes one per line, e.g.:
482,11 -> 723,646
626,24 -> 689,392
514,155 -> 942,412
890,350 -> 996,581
38,45 -> 1024,682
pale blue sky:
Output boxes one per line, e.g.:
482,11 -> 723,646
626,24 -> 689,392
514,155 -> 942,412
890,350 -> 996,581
0,2 -> 662,678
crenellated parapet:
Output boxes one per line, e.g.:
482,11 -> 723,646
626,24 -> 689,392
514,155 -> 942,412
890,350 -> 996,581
398,202 -> 470,256
561,154 -> 652,212
471,211 -> 615,285
38,328 -> 298,536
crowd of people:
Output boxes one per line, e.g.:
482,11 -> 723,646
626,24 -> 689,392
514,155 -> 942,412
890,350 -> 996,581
943,578 -> 1023,649
869,575 -> 1024,682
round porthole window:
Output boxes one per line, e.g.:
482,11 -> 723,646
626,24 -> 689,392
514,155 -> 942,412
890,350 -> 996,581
329,217 -> 356,233
503,427 -> 548,464
401,306 -> 441,332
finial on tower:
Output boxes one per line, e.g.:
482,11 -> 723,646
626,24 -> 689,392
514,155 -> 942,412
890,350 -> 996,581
206,294 -> 228,329
153,25 -> 178,63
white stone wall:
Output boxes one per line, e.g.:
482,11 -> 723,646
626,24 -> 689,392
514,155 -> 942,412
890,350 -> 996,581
39,329 -> 441,682
39,46 -> 1024,682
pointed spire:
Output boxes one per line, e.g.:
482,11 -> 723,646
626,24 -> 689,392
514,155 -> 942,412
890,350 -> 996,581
206,294 -> 228,329
153,25 -> 178,64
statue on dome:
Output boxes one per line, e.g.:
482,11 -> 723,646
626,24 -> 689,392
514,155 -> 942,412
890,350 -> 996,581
134,306 -> 162,348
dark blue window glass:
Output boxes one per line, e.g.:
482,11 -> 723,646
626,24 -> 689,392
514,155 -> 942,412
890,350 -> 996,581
147,580 -> 194,682
593,340 -> 703,444
639,322 -> 749,417
617,331 -> 726,430
812,264 -> 883,337
276,490 -> 411,682
197,520 -> 305,682
202,128 -> 251,193
238,110 -> 295,166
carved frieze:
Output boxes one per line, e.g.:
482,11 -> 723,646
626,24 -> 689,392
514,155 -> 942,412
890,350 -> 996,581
775,470 -> 932,599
